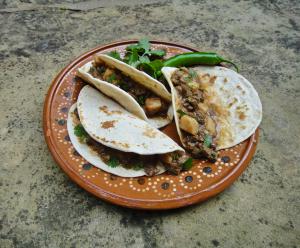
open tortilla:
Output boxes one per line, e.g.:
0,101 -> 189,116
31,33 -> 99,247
77,54 -> 173,128
162,66 -> 262,150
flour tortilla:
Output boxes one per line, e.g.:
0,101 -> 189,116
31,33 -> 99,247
77,85 -> 184,154
77,54 -> 173,128
67,104 -> 166,177
162,66 -> 262,150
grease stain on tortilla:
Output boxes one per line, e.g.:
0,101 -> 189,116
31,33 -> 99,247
101,120 -> 117,129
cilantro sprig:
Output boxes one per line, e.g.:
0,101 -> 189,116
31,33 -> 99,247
106,38 -> 166,79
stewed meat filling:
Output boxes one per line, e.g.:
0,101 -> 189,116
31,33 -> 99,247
171,67 -> 218,161
89,58 -> 169,117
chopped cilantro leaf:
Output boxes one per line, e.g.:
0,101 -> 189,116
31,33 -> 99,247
74,124 -> 89,143
182,158 -> 193,171
74,124 -> 88,137
203,134 -> 212,148
171,153 -> 179,161
139,60 -> 164,79
188,68 -> 197,79
107,50 -> 122,61
120,82 -> 130,91
146,49 -> 166,57
107,73 -> 117,83
126,44 -> 142,53
137,95 -> 146,105
133,162 -> 144,170
107,157 -> 119,168
177,109 -> 187,117
139,55 -> 150,63
138,38 -> 151,52
124,49 -> 140,68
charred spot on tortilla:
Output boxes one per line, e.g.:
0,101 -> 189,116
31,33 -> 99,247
209,75 -> 217,84
99,105 -> 109,114
119,142 -> 130,149
237,111 -> 246,120
101,120 -> 117,129
236,84 -> 242,90
228,97 -> 238,108
100,137 -> 109,143
99,105 -> 122,116
224,78 -> 228,83
142,126 -> 158,138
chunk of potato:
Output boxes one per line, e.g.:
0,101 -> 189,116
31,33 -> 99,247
145,98 -> 162,115
179,115 -> 199,135
205,116 -> 216,136
198,102 -> 208,113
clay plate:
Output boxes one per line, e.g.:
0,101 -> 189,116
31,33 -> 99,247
43,40 -> 259,210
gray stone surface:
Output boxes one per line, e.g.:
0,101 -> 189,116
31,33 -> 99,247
0,0 -> 299,247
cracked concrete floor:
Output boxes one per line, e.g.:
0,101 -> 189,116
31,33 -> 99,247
0,0 -> 299,247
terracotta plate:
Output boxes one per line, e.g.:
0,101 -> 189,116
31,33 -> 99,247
43,40 -> 259,210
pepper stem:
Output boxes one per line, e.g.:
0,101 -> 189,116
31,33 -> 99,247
221,59 -> 239,72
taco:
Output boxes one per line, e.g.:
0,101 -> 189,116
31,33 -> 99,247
162,66 -> 262,161
77,54 -> 173,128
67,85 -> 189,177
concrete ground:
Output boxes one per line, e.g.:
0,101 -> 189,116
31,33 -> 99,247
0,0 -> 299,247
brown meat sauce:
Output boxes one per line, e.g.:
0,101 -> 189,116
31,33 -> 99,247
171,68 -> 218,161
89,59 -> 169,118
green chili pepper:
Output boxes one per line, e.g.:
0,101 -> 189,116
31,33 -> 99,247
163,52 -> 239,72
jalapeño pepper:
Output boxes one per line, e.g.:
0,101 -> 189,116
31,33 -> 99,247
163,52 -> 239,72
